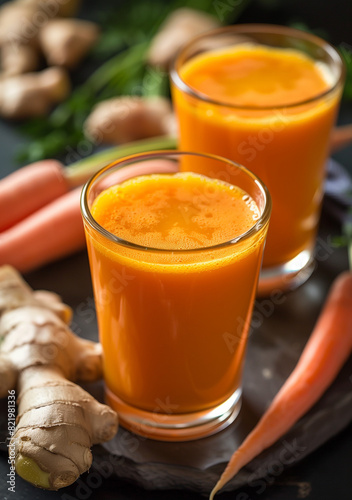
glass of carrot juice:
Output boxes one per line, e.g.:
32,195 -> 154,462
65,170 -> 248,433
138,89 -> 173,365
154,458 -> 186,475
81,151 -> 271,441
170,25 -> 345,294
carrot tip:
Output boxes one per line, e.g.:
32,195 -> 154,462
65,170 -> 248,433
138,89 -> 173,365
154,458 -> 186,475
209,482 -> 220,500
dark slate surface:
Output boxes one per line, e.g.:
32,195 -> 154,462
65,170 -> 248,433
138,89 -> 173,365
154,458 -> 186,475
0,188 -> 351,498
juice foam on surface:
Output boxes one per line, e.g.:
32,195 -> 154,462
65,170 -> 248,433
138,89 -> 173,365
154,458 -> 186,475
180,44 -> 331,108
91,172 -> 260,251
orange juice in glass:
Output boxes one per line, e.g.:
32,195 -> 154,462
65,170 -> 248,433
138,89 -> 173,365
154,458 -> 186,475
171,25 -> 345,294
81,151 -> 271,441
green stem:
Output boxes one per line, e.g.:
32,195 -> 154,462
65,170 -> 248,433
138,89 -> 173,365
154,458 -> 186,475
84,42 -> 149,95
49,42 -> 149,128
65,135 -> 178,187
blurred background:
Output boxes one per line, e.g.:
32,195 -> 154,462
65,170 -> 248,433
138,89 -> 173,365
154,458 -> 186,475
0,0 -> 351,175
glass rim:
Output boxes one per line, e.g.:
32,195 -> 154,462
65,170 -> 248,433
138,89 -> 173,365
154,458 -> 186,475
81,150 -> 272,254
170,23 -> 346,112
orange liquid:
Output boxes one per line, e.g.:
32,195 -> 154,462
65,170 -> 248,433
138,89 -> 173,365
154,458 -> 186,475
85,173 -> 268,413
172,44 -> 342,267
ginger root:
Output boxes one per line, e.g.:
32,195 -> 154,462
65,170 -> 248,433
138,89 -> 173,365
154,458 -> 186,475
0,0 -> 94,75
40,18 -> 100,68
0,66 -> 71,119
147,7 -> 220,69
0,2 -> 41,75
0,2 -> 40,47
0,0 -> 101,120
84,95 -> 176,145
0,42 -> 40,76
0,0 -> 96,118
0,266 -> 118,490
18,0 -> 82,18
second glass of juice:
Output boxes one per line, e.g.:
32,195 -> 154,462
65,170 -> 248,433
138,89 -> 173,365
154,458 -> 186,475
171,25 -> 345,294
81,151 -> 271,441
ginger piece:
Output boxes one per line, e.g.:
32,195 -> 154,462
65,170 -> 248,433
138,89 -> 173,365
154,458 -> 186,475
0,2 -> 40,47
0,1 -> 41,75
1,42 -> 40,76
0,66 -> 71,119
84,95 -> 175,145
0,266 -> 118,490
40,18 -> 100,68
18,0 -> 82,17
0,355 -> 17,395
147,7 -> 220,70
0,0 -> 83,75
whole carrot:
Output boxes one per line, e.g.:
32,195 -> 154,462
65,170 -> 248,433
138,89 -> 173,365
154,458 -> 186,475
0,159 -> 180,272
0,187 -> 84,272
0,160 -> 68,232
210,271 -> 352,499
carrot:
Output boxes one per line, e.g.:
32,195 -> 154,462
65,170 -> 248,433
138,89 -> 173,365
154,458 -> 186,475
0,160 -> 68,232
0,158 -> 180,272
0,187 -> 84,272
330,124 -> 352,154
210,271 -> 352,499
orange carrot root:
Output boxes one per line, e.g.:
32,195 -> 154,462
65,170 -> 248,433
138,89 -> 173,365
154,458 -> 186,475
330,124 -> 352,154
210,271 -> 352,499
0,187 -> 85,272
0,160 -> 68,232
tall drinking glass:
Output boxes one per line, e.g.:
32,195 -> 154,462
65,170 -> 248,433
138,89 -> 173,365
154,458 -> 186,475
81,151 -> 271,440
171,24 -> 345,294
